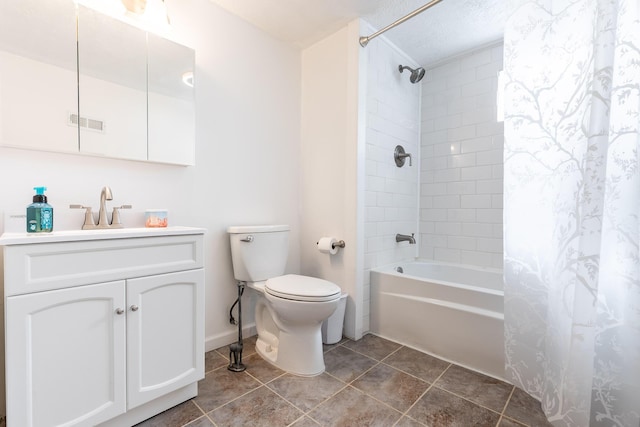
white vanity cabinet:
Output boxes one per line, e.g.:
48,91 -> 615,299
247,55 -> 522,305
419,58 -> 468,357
1,227 -> 205,427
7,280 -> 128,426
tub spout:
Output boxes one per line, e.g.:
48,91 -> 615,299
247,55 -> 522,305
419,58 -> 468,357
396,233 -> 416,244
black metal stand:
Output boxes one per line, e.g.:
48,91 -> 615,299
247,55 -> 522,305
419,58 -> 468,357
228,281 -> 246,372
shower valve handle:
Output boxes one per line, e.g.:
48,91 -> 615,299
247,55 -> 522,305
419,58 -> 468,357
394,145 -> 412,167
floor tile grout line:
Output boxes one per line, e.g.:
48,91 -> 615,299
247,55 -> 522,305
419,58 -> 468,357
323,369 -> 352,386
349,383 -> 412,419
337,345 -> 384,364
321,367 -> 355,394
379,344 -> 405,363
243,365 -> 287,386
274,368 -> 407,425
253,382 -> 308,420
189,396 -> 207,418
421,363 -> 517,417
322,339 -> 349,354
205,350 -> 256,374
379,358 -> 444,385
428,383 -> 509,418
216,383 -> 288,414
203,353 -> 230,375
497,385 -> 532,427
339,384 -> 406,420
358,343 -> 464,389
286,413 -> 321,427
398,376 -> 437,419
499,415 -> 530,427
392,412 -> 428,427
301,382 -> 351,417
205,412 -> 219,427
199,377 -> 264,414
328,342 -> 405,388
425,365 -> 523,423
180,414 -> 212,427
342,342 -> 403,363
348,359 -> 382,385
398,362 -> 452,420
299,384 -> 351,420
189,400 -> 218,427
261,370 -> 288,385
202,370 -> 332,426
501,385 -> 517,415
263,376 -> 351,423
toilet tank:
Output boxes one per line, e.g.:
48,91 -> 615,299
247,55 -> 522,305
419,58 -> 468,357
227,225 -> 290,282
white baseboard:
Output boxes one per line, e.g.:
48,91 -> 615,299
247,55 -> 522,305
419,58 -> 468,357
205,323 -> 257,352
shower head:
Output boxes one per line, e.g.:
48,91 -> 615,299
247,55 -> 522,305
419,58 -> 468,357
398,65 -> 426,84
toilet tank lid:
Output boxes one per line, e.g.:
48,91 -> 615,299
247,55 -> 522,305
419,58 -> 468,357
227,225 -> 290,234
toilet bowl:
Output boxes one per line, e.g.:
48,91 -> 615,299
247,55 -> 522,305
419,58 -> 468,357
227,225 -> 342,376
249,275 -> 340,375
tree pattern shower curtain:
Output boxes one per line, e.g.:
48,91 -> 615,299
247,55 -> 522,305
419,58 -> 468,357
503,0 -> 640,426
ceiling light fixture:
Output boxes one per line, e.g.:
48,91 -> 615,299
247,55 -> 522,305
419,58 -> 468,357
121,0 -> 148,15
77,0 -> 170,34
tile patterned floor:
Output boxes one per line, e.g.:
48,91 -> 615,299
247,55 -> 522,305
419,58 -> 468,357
135,334 -> 553,427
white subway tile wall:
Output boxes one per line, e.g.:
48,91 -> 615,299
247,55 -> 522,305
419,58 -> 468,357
420,43 -> 504,269
363,35 -> 422,332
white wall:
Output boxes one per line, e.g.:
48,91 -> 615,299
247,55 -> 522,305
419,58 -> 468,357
300,20 -> 365,340
420,42 -> 504,269
0,0 -> 301,415
363,31 -> 422,332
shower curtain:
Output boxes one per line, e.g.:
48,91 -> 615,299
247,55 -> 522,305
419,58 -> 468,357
503,0 -> 639,426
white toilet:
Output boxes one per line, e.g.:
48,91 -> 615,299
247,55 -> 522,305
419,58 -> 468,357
227,225 -> 341,376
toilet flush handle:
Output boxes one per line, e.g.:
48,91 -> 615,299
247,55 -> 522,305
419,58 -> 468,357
240,235 -> 254,243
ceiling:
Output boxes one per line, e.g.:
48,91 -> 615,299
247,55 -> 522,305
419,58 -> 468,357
206,0 -> 522,67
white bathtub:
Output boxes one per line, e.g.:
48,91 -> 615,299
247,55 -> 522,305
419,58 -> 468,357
370,261 -> 505,380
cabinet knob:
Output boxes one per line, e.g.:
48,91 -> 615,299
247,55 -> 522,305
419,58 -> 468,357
130,305 -> 139,312
115,308 -> 124,315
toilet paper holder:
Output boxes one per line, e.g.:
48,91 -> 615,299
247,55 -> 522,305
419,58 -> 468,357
316,239 -> 346,249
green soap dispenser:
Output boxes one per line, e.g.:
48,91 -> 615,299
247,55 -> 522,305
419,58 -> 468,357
27,186 -> 53,233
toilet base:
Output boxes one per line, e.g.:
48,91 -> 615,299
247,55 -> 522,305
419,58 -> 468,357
255,327 -> 325,376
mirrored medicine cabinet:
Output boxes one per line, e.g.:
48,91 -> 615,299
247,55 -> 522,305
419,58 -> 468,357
0,0 -> 195,165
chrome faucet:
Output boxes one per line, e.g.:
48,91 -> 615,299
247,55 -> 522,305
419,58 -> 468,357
97,186 -> 113,228
396,233 -> 416,244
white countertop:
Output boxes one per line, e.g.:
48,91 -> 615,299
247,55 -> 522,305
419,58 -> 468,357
0,226 -> 206,245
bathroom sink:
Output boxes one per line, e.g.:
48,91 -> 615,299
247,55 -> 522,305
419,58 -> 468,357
0,226 -> 205,245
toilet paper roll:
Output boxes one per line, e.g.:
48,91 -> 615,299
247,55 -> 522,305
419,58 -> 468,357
317,237 -> 339,255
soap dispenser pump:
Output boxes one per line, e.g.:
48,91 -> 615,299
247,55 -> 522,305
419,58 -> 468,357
27,186 -> 53,233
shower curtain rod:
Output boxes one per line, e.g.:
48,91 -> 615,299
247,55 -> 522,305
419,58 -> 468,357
359,0 -> 444,47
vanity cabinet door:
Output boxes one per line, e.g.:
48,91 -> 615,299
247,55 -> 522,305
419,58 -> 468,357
126,269 -> 204,409
6,281 -> 127,427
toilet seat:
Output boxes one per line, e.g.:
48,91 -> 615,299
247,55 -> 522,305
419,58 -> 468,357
265,274 -> 341,302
